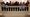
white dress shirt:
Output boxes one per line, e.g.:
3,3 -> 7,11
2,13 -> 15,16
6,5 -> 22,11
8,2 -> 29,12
5,5 -> 8,8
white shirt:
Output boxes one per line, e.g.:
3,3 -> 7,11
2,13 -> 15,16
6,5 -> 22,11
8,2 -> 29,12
22,5 -> 26,9
5,5 -> 8,8
19,6 -> 22,9
19,4 -> 26,9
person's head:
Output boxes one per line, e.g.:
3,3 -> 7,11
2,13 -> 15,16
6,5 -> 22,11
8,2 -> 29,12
7,2 -> 8,3
6,2 -> 8,4
20,2 -> 23,4
10,1 -> 11,4
10,1 -> 11,3
27,1 -> 29,2
23,2 -> 25,4
15,1 -> 18,3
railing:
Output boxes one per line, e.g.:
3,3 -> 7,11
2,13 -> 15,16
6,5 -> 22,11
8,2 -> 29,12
1,6 -> 29,11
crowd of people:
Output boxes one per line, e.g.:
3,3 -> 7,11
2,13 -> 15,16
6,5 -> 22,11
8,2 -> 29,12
1,1 -> 29,11
1,1 -> 29,6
